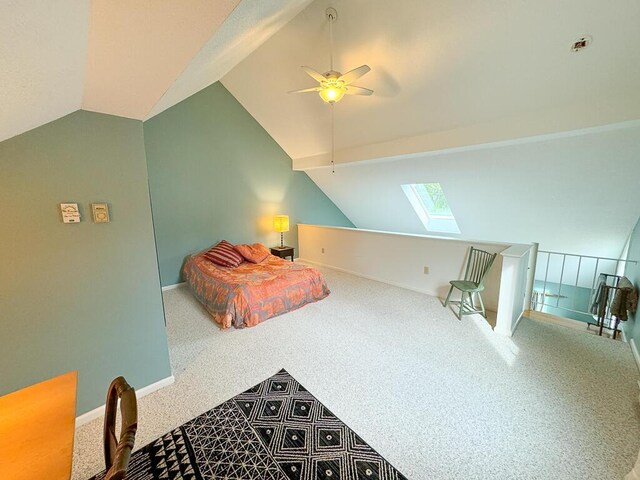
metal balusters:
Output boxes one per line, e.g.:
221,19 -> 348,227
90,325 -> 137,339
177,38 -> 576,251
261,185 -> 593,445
533,249 -> 637,337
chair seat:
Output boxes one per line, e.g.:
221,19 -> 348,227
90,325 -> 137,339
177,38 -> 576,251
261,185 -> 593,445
449,280 -> 484,292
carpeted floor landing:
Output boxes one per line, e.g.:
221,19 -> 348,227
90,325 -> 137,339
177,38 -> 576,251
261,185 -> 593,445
73,263 -> 640,479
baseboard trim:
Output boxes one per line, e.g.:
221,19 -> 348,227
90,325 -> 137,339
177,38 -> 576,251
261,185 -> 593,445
298,257 -> 499,313
298,258 -> 441,298
75,375 -> 175,428
630,338 -> 640,374
162,282 -> 186,292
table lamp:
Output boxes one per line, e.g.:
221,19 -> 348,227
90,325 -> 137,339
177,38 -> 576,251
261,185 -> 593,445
273,215 -> 289,248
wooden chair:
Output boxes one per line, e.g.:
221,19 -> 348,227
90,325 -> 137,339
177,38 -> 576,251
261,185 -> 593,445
103,377 -> 138,480
444,247 -> 497,320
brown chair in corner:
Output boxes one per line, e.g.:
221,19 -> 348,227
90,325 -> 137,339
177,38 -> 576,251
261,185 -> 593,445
103,376 -> 138,480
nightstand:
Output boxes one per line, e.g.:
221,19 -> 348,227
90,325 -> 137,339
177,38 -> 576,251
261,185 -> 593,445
271,246 -> 294,262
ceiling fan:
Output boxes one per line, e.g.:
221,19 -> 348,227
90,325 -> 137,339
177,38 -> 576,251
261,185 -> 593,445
289,7 -> 373,104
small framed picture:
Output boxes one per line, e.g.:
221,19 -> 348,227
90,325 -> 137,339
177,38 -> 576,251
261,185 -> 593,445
91,203 -> 110,223
60,203 -> 81,223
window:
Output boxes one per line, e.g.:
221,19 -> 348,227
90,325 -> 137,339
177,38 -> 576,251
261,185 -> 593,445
401,183 -> 461,234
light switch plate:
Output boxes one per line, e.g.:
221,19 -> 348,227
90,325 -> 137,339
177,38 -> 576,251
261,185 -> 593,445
60,203 -> 81,223
91,203 -> 110,223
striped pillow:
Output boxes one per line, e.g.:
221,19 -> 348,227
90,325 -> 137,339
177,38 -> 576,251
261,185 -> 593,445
203,240 -> 244,268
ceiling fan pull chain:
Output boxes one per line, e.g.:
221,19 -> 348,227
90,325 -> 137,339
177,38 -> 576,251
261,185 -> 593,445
331,103 -> 335,174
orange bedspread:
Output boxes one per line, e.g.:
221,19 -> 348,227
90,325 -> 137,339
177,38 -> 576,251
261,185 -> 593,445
183,253 -> 330,329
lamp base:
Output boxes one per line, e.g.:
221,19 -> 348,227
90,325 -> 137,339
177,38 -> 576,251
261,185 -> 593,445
280,232 -> 284,248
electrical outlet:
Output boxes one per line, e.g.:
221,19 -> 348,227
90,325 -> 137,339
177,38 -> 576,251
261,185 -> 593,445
423,266 -> 429,274
321,247 -> 325,254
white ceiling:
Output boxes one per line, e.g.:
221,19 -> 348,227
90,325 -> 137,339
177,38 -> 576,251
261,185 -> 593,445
222,0 -> 640,165
0,0 -> 90,143
3,0 -> 640,257
4,0 -> 639,146
221,0 -> 640,257
147,0 -> 313,119
82,0 -> 240,120
305,122 -> 640,258
0,0 -> 312,141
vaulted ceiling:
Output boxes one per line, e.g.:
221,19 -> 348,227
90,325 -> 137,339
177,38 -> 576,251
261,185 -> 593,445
3,0 -> 640,256
0,0 -> 313,142
221,0 -> 640,257
223,0 -> 640,167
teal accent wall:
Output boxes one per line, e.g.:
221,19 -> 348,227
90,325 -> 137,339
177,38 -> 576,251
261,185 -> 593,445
624,217 -> 640,342
143,82 -> 354,286
0,111 -> 171,415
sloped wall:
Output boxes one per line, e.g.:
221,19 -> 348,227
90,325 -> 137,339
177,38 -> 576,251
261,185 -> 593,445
305,123 -> 640,259
144,82 -> 353,286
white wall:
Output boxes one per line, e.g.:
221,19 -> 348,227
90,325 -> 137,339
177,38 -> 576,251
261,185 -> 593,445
298,224 -> 508,311
304,123 -> 640,260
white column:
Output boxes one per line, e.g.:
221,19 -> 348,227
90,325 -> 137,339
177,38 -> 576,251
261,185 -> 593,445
495,244 -> 532,336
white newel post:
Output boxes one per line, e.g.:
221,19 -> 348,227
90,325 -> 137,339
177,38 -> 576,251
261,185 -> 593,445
495,245 -> 532,336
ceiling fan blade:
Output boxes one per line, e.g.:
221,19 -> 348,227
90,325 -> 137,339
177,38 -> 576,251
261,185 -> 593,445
301,66 -> 326,83
339,65 -> 371,85
345,85 -> 374,96
289,86 -> 322,94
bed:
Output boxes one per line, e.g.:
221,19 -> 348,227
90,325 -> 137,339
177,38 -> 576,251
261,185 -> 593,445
183,251 -> 330,329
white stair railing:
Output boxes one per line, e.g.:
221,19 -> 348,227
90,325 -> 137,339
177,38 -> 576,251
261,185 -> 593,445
532,249 -> 637,334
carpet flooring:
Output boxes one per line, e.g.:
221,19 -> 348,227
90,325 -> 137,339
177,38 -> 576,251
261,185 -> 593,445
73,263 -> 640,480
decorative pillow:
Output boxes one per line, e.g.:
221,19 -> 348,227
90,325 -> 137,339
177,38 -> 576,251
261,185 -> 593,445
234,243 -> 270,264
203,240 -> 244,268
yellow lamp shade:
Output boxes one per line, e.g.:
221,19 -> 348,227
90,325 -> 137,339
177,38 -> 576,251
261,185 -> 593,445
273,215 -> 290,233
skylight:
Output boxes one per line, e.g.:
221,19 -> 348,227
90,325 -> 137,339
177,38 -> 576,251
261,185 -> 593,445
401,183 -> 461,234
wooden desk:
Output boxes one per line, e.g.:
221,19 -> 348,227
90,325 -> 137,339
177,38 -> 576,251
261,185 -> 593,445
0,371 -> 78,480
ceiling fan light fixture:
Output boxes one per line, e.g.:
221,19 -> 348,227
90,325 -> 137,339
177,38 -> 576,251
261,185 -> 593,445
319,79 -> 346,103
319,86 -> 345,103
289,7 -> 373,173
290,8 -> 372,106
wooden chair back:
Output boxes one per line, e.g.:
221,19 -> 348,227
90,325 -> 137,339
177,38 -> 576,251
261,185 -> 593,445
463,247 -> 497,288
103,376 -> 137,480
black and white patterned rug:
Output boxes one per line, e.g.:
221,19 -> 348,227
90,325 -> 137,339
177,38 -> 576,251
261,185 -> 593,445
91,369 -> 407,480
